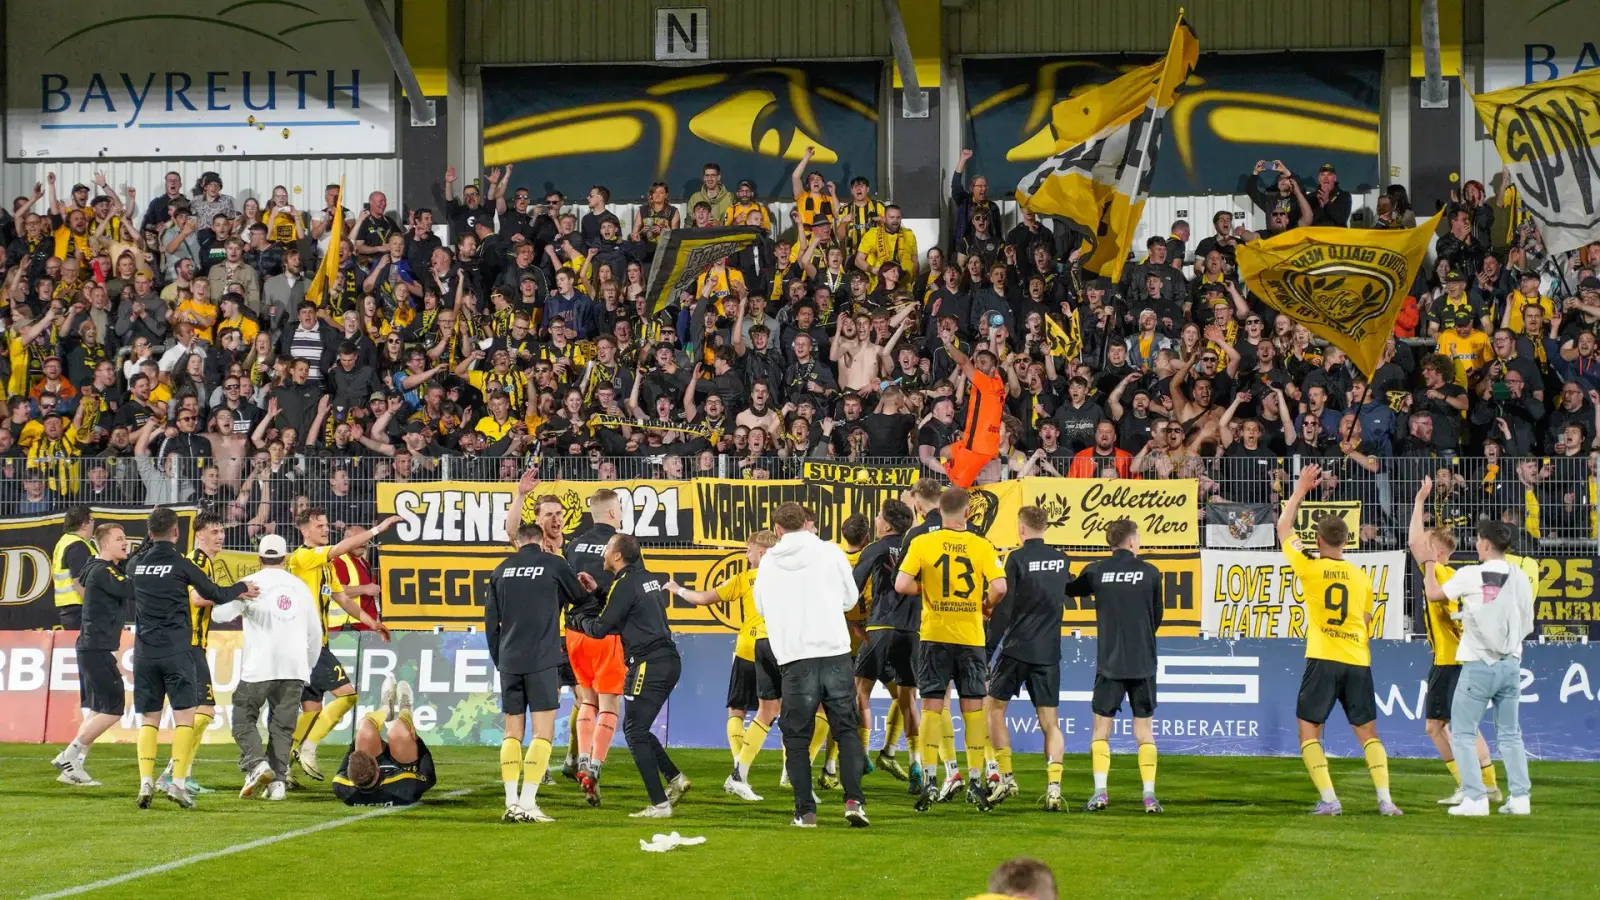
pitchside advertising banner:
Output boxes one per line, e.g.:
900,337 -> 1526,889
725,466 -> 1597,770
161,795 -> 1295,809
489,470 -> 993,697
4,0 -> 394,158
7,632 -> 1598,760
1199,550 -> 1407,641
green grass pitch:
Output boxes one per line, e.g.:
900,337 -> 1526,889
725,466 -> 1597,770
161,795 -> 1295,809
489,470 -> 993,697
4,744 -> 1594,899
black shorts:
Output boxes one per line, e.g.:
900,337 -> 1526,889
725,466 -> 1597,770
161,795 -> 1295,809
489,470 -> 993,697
133,651 -> 197,714
1296,658 -> 1378,727
753,639 -> 783,701
1091,674 -> 1156,718
913,641 -> 988,700
853,629 -> 919,688
334,739 -> 436,807
725,657 -> 758,710
502,667 -> 562,714
59,605 -> 82,631
988,655 -> 1061,709
1426,663 -> 1462,721
559,660 -> 576,688
78,649 -> 125,716
302,647 -> 354,703
191,647 -> 215,707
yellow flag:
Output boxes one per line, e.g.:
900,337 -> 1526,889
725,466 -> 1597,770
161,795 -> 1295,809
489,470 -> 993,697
1015,14 -> 1198,282
306,179 -> 344,305
1470,69 -> 1600,256
1236,210 -> 1443,378
1044,310 -> 1080,362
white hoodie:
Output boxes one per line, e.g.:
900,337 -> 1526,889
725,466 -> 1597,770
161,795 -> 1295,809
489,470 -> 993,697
754,530 -> 859,666
211,565 -> 324,683
1444,559 -> 1535,662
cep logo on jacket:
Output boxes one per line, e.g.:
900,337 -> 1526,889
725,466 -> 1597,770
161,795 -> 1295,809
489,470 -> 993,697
1103,571 -> 1145,584
503,567 -> 547,579
1027,559 -> 1066,573
133,564 -> 173,577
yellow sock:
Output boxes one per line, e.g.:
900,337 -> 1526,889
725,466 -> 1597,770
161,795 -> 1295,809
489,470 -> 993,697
1046,760 -> 1063,785
395,710 -> 414,733
523,737 -> 553,788
737,720 -> 769,771
137,724 -> 158,780
827,739 -> 840,768
290,710 -> 316,753
1481,764 -> 1498,790
997,747 -> 1013,775
919,711 -> 941,770
500,737 -> 522,785
960,709 -> 988,774
883,702 -> 904,751
908,733 -> 920,759
1302,739 -> 1335,798
1138,742 -> 1158,791
171,725 -> 195,781
939,707 -> 957,765
565,706 -> 581,760
808,712 -> 830,763
1446,759 -> 1461,786
726,715 -> 745,762
189,712 -> 213,763
306,693 -> 358,746
857,726 -> 869,754
1091,739 -> 1111,788
1363,738 -> 1390,791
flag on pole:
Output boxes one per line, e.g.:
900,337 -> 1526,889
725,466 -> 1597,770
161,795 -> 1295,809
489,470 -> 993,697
1235,210 -> 1443,378
1470,69 -> 1600,256
306,179 -> 344,306
1015,13 -> 1198,282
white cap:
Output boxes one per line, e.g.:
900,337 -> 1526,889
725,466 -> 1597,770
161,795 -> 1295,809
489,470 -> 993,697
259,535 -> 288,559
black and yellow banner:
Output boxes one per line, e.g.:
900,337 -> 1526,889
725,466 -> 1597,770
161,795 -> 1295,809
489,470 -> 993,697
693,477 -> 1025,548
643,227 -> 765,317
1471,69 -> 1600,256
968,52 -> 1381,196
377,480 -> 696,548
1015,14 -> 1197,282
0,507 -> 195,630
482,63 -> 881,199
1237,210 -> 1442,377
1288,501 -> 1362,551
1058,550 -> 1200,637
1027,478 -> 1198,549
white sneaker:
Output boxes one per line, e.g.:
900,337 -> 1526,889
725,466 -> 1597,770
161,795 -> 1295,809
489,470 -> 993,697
379,676 -> 397,719
1448,796 -> 1490,817
56,762 -> 100,787
296,743 -> 324,781
396,680 -> 414,716
51,745 -> 78,770
629,802 -> 673,818
241,761 -> 276,799
723,774 -> 763,801
1438,788 -> 1464,805
263,781 -> 286,801
1498,795 -> 1531,816
522,803 -> 555,823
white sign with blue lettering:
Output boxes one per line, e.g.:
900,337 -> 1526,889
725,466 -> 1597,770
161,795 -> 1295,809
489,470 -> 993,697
1485,2 -> 1600,91
5,0 -> 395,159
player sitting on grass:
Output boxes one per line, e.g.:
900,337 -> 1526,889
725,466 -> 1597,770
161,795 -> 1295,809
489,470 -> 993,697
332,677 -> 437,807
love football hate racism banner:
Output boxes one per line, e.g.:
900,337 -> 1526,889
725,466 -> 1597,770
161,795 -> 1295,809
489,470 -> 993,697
481,63 -> 882,200
1200,550 -> 1406,641
8,630 -> 1600,760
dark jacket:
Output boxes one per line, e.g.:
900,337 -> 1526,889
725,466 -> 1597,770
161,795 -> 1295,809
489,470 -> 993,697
484,544 -> 583,675
571,561 -> 677,663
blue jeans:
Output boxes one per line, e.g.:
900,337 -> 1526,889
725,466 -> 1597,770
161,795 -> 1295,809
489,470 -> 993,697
1450,658 -> 1531,801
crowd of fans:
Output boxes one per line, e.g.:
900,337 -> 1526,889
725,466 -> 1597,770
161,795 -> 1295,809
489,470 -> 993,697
2,152 -> 1598,548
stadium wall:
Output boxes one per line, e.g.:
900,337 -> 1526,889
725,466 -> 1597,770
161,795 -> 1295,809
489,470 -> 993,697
5,631 -> 1597,760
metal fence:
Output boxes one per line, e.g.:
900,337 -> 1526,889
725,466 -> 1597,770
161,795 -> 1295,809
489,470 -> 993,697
10,451 -> 1595,556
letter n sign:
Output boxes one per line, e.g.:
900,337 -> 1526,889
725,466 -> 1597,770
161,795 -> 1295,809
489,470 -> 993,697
655,8 -> 709,61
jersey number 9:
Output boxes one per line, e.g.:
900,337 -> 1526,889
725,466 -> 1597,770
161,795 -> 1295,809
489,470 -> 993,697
1324,583 -> 1349,626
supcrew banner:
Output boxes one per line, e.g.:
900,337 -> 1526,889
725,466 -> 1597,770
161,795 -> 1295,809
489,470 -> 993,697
643,226 -> 765,317
1236,210 -> 1443,378
0,507 -> 195,630
1200,550 -> 1405,641
802,462 -> 919,534
1014,14 -> 1199,281
482,63 -> 882,199
966,52 -> 1381,197
1028,478 -> 1199,549
1470,69 -> 1600,256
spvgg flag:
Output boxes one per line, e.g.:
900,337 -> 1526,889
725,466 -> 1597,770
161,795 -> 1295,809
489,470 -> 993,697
1471,69 -> 1600,256
306,179 -> 343,306
1236,209 -> 1443,378
1014,14 -> 1198,282
1204,501 -> 1274,549
1044,310 -> 1081,361
643,226 -> 765,317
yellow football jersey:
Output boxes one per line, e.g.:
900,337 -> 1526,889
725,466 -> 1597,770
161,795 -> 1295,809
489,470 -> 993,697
1423,561 -> 1460,666
1285,539 -> 1373,666
715,568 -> 761,662
899,528 -> 1003,648
844,546 -> 868,625
188,548 -> 215,649
287,545 -> 336,645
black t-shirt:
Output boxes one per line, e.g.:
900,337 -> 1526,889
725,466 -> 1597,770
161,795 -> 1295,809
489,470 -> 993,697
998,539 -> 1070,665
860,412 -> 914,458
854,535 -> 916,632
1116,410 -> 1156,455
917,420 -> 957,452
1220,443 -> 1279,503
1054,400 -> 1103,452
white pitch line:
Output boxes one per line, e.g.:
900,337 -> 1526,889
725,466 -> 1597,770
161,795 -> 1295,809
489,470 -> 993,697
24,786 -> 480,900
